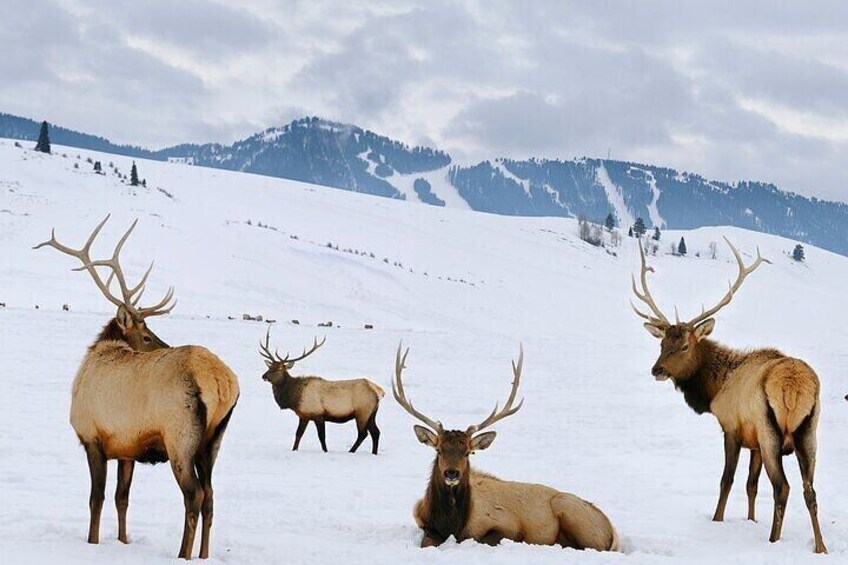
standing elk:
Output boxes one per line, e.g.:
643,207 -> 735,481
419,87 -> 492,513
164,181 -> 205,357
35,216 -> 240,560
392,344 -> 618,551
260,328 -> 384,454
631,238 -> 826,553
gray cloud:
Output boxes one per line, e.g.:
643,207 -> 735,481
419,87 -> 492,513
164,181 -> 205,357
1,0 -> 847,200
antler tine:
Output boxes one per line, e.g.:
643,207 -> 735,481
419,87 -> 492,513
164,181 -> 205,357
137,286 -> 176,318
281,336 -> 327,364
391,342 -> 443,433
686,238 -> 771,327
630,240 -> 671,326
34,215 -> 127,310
467,344 -> 525,435
259,325 -> 278,363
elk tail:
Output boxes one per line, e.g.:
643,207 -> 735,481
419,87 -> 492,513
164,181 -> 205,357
367,381 -> 386,399
764,360 -> 817,456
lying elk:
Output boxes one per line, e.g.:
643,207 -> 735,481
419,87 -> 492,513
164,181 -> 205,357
393,344 -> 618,551
35,216 -> 240,559
260,328 -> 384,454
631,238 -> 826,553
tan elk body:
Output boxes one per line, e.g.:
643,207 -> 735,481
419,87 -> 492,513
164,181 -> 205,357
260,329 -> 384,454
631,238 -> 826,553
36,217 -> 240,560
393,345 -> 618,551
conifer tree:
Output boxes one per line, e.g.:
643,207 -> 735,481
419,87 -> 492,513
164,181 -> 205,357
130,162 -> 139,186
678,237 -> 687,256
653,226 -> 661,241
633,217 -> 646,237
35,121 -> 51,154
792,244 -> 805,262
604,212 -> 616,231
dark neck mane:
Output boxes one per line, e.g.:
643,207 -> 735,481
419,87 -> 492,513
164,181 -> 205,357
422,459 -> 471,543
90,318 -> 127,350
272,376 -> 307,410
675,339 -> 748,414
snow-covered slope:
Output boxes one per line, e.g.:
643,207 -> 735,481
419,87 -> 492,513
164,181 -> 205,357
0,140 -> 846,564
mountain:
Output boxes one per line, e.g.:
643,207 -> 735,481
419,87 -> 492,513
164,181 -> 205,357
2,112 -> 846,255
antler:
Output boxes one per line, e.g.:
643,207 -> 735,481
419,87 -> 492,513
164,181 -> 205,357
280,336 -> 326,364
684,237 -> 771,326
34,215 -> 176,319
259,325 -> 283,364
630,239 -> 671,327
391,343 -> 443,433
466,344 -> 525,435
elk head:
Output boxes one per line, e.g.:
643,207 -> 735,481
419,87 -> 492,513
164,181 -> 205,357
259,326 -> 326,385
631,237 -> 769,382
392,343 -> 524,487
34,215 -> 176,351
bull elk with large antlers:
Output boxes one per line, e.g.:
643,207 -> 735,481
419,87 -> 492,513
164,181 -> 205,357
260,328 -> 384,454
35,216 -> 240,559
392,344 -> 618,551
631,238 -> 826,553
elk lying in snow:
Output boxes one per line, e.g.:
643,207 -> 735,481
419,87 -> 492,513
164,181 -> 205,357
631,238 -> 827,553
392,344 -> 618,551
260,328 -> 384,454
35,216 -> 240,560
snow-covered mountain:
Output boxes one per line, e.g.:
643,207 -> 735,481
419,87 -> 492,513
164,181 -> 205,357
3,112 -> 847,257
1,140 -> 846,564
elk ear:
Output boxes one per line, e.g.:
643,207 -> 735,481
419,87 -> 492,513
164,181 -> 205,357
693,318 -> 715,341
643,322 -> 666,339
413,425 -> 439,448
116,305 -> 135,332
470,431 -> 497,452
264,360 -> 273,369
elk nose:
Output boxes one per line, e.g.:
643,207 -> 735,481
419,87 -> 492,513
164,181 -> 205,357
651,365 -> 664,377
444,470 -> 460,482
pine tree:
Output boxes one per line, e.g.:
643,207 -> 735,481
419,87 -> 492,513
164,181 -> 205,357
678,237 -> 687,256
653,227 -> 661,241
792,244 -> 805,262
628,227 -> 633,237
130,162 -> 139,186
93,161 -> 102,173
35,121 -> 51,154
604,212 -> 616,231
633,217 -> 646,237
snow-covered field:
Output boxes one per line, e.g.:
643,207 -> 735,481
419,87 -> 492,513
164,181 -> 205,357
0,140 -> 846,564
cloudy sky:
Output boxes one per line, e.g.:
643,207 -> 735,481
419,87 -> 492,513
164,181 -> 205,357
2,1 -> 847,200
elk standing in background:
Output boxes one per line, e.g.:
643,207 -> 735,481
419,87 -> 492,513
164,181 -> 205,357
35,216 -> 240,560
393,344 -> 618,551
260,328 -> 384,454
631,238 -> 826,553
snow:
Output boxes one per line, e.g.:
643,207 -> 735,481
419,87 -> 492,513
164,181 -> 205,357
390,166 -> 472,210
596,163 -> 634,228
1,140 -> 847,564
641,168 -> 665,228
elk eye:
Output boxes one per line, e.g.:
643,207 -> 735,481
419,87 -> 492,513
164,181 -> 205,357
143,336 -> 152,343
680,344 -> 689,352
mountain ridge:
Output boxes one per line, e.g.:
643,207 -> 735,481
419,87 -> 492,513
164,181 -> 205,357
2,111 -> 846,256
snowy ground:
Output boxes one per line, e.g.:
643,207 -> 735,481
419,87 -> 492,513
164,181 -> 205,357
0,141 -> 846,563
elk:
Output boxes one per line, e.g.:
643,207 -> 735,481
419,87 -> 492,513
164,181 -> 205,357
260,328 -> 384,454
34,216 -> 240,560
631,238 -> 826,553
392,344 -> 618,551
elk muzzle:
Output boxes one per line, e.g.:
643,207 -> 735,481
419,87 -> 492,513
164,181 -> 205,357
652,363 -> 671,381
443,469 -> 461,486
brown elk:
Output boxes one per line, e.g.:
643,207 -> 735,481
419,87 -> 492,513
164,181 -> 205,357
631,238 -> 826,553
35,216 -> 240,559
260,328 -> 384,454
392,344 -> 618,551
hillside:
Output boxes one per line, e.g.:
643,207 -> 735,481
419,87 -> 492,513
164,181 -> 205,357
3,112 -> 847,256
0,140 -> 846,564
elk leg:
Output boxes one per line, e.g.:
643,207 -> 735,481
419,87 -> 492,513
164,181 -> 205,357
746,449 -> 762,521
115,459 -> 135,543
197,403 -> 234,559
713,432 -> 741,522
292,418 -> 308,451
84,442 -> 107,544
794,417 -> 827,554
172,456 -> 204,559
314,418 -> 328,452
349,419 -> 368,453
367,410 -> 381,455
760,435 -> 789,544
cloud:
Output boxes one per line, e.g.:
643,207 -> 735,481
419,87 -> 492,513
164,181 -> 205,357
1,0 -> 847,201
